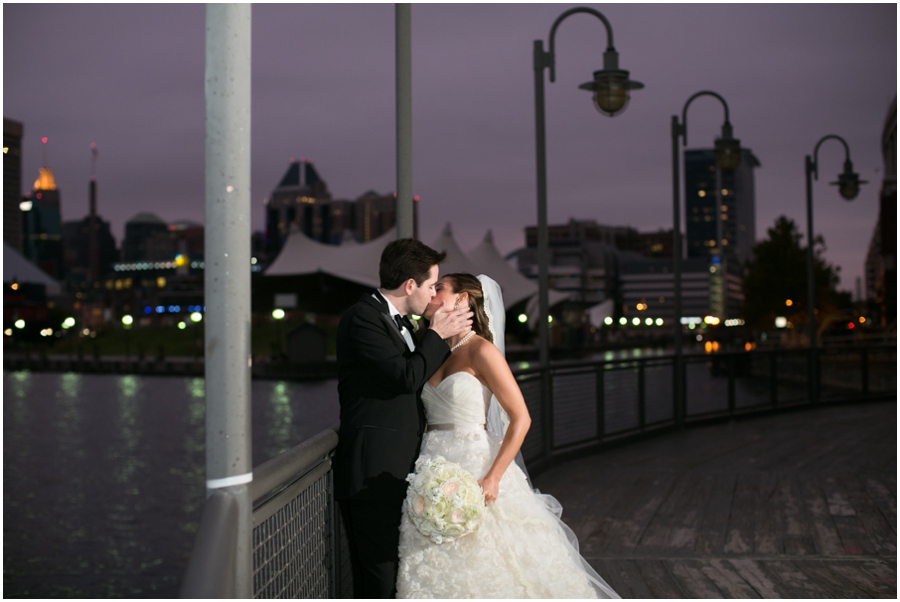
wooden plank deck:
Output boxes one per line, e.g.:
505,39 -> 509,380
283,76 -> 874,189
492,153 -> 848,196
533,401 -> 897,598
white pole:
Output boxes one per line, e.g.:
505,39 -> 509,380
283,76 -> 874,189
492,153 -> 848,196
204,4 -> 253,596
396,3 -> 414,239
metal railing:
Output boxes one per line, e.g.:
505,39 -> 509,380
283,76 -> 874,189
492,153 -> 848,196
181,344 -> 895,597
181,430 -> 349,598
520,345 -> 896,472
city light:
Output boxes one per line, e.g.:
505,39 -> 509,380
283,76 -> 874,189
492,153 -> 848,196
645,317 -> 653,326
62,317 -> 76,329
121,315 -> 134,327
4,329 -> 12,336
517,314 -> 528,324
703,315 -> 720,326
785,299 -> 793,307
775,316 -> 787,328
272,309 -> 285,320
10,282 -> 18,291
635,303 -> 647,311
859,316 -> 866,324
619,317 -> 627,325
603,317 -> 613,326
40,329 -> 53,337
178,322 -> 186,330
655,318 -> 664,326
190,312 -> 203,323
632,317 -> 640,326
14,319 -> 25,329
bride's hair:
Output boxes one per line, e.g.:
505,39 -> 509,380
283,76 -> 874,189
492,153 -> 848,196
442,273 -> 493,344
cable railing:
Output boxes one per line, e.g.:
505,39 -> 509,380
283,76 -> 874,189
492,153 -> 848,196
181,344 -> 895,598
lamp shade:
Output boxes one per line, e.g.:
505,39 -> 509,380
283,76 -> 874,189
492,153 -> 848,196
714,137 -> 742,171
831,161 -> 867,201
579,69 -> 643,117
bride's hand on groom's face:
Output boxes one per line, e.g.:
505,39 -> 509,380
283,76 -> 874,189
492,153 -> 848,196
428,301 -> 473,340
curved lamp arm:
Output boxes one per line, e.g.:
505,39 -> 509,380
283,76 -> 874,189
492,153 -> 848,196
679,90 -> 732,146
808,134 -> 866,200
547,7 -> 614,82
809,134 -> 852,180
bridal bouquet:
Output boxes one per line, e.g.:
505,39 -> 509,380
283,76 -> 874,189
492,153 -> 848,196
405,455 -> 485,544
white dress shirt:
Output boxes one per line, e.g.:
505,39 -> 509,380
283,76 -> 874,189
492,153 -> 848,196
374,291 -> 416,352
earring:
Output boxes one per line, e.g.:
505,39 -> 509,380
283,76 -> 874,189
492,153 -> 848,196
454,300 -> 460,310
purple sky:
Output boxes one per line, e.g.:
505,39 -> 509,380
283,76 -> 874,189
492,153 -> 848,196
4,3 -> 896,294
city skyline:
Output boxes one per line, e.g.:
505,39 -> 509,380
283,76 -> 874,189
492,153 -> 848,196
3,3 -> 896,293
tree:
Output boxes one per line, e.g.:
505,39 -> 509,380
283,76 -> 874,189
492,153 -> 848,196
742,216 -> 847,331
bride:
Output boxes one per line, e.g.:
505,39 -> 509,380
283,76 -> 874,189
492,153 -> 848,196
396,273 -> 619,599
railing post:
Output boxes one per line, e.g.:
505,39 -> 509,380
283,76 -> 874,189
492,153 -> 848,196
596,364 -> 605,442
727,353 -> 736,415
770,351 -> 778,408
638,361 -> 646,432
205,4 -> 253,597
861,348 -> 869,397
541,367 -> 553,463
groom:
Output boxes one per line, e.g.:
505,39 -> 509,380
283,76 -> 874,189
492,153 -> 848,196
333,238 -> 473,598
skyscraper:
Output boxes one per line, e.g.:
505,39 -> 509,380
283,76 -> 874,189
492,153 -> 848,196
3,118 -> 23,253
22,166 -> 64,279
684,148 -> 760,265
265,159 -> 333,254
684,147 -> 760,318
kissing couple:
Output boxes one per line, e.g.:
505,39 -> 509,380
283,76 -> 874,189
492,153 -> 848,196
333,238 -> 618,598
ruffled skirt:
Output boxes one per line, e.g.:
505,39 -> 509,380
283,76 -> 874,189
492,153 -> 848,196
396,427 -> 619,599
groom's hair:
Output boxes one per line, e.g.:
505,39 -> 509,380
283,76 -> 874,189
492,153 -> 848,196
380,238 -> 447,290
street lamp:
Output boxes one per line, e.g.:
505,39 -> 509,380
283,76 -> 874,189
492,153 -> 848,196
533,6 -> 642,372
804,134 -> 865,403
272,308 -> 285,357
122,314 -> 133,360
671,91 -> 740,425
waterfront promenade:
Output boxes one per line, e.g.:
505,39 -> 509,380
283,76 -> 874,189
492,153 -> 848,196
533,400 -> 897,598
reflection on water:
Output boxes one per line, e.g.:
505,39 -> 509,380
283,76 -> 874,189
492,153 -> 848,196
3,371 -> 339,598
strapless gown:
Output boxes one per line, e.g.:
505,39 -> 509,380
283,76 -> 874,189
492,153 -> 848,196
396,372 -> 619,599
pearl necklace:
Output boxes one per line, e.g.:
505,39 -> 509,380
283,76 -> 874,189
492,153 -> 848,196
450,331 -> 475,352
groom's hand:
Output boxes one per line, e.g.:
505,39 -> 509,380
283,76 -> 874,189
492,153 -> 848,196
428,301 -> 473,340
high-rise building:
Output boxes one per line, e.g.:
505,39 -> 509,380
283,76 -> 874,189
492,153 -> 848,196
684,147 -> 760,318
684,148 -> 760,265
3,118 -> 23,252
21,166 -> 64,279
876,97 -> 896,324
62,215 -> 118,286
264,158 -> 414,254
265,159 -> 333,253
122,212 -> 171,261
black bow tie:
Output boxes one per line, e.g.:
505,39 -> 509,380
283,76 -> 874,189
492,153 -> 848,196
393,314 -> 414,333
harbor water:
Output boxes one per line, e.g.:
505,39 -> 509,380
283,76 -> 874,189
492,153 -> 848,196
3,370 -> 340,598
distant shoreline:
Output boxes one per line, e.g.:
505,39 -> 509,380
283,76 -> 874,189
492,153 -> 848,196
3,352 -> 338,381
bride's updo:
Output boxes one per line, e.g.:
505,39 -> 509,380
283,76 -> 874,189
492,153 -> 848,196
442,273 -> 493,344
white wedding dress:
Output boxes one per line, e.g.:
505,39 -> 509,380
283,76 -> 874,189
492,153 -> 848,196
396,371 -> 619,599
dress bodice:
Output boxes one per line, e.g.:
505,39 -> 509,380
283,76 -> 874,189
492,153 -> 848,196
422,372 -> 491,426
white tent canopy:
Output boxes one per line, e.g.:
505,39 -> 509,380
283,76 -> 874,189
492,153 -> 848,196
3,242 -> 61,295
263,224 -> 573,318
264,227 -> 396,287
428,223 -> 482,277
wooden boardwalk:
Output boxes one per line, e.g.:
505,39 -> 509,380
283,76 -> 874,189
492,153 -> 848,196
533,401 -> 897,598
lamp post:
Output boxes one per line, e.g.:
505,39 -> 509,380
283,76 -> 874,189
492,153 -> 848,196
121,314 -> 133,360
804,135 -> 865,404
671,91 -> 740,425
533,6 -> 643,372
272,308 -> 285,357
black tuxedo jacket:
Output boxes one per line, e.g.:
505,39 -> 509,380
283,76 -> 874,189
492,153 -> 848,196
333,293 -> 451,504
